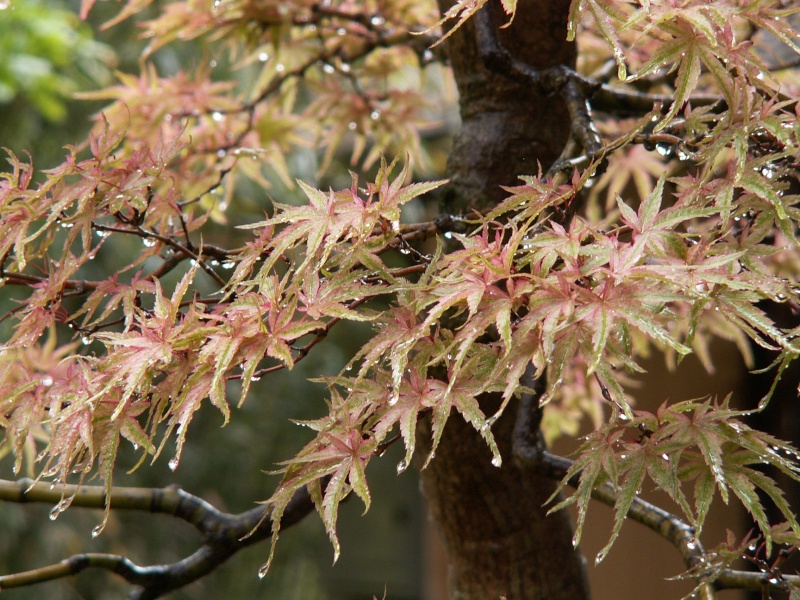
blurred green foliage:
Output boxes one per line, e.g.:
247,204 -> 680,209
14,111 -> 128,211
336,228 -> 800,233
0,0 -> 115,164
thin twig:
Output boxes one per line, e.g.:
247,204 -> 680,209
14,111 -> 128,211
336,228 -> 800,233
0,478 -> 314,599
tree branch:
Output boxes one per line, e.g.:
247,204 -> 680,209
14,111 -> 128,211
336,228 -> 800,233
0,478 -> 314,599
512,397 -> 800,598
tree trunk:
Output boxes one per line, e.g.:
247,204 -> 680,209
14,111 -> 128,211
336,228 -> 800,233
418,2 -> 591,598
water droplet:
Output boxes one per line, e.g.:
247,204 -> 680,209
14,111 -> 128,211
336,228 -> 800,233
258,52 -> 269,62
82,337 -> 92,346
142,238 -> 157,247
396,459 -> 408,474
258,563 -> 269,579
340,63 -> 351,73
336,27 -> 346,35
348,121 -> 357,131
49,506 -> 60,520
221,261 -> 235,270
655,143 -> 672,157
370,110 -> 381,121
323,63 -> 335,74
212,111 -> 225,122
422,49 -> 434,63
275,63 -> 285,73
168,457 -> 179,471
369,15 -> 385,26
209,59 -> 218,68
216,149 -> 226,158
91,524 -> 104,538
686,538 -> 697,550
491,455 -> 502,467
41,375 -> 53,387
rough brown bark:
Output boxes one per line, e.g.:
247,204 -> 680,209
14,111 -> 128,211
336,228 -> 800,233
437,0 -> 575,214
418,2 -> 592,599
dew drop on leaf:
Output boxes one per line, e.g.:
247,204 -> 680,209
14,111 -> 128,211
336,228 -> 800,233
258,563 -> 269,579
168,457 -> 179,471
91,524 -> 104,538
396,459 -> 408,474
686,538 -> 697,550
491,455 -> 502,468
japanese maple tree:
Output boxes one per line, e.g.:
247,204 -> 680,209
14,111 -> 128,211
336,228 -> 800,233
1,0 -> 800,598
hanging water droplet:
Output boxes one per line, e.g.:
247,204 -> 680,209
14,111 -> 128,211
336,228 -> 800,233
212,111 -> 225,122
655,143 -> 672,157
49,506 -> 60,520
275,63 -> 285,73
491,455 -> 502,467
340,63 -> 351,73
142,238 -> 157,247
369,15 -> 385,26
82,337 -> 92,346
258,563 -> 269,579
323,63 -> 335,74
168,457 -> 179,471
258,52 -> 269,62
370,110 -> 381,121
41,375 -> 53,387
686,538 -> 697,550
91,524 -> 104,538
422,49 -> 434,63
396,459 -> 408,474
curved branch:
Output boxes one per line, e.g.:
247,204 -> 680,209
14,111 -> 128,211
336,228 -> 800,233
0,478 -> 314,599
519,439 -> 800,597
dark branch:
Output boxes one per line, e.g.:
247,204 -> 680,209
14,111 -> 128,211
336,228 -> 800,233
513,395 -> 800,598
0,478 -> 314,599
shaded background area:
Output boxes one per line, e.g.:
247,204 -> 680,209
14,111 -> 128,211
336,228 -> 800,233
1,1 -> 797,599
